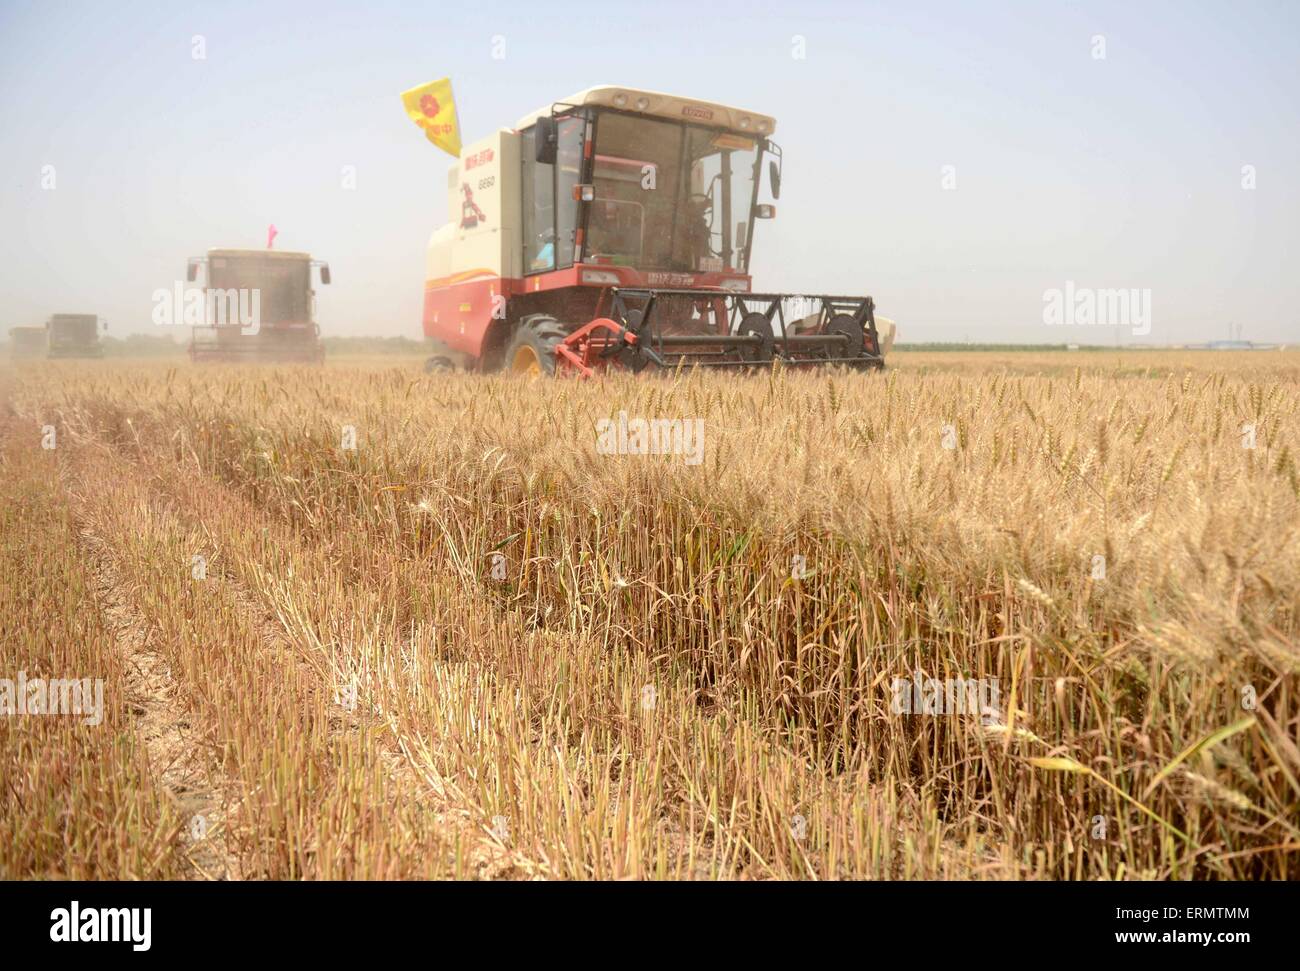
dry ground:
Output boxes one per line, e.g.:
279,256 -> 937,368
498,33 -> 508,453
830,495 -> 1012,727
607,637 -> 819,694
1,349 -> 1297,879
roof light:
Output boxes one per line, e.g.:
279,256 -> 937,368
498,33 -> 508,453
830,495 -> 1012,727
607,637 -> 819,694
612,93 -> 628,107
738,116 -> 751,129
756,121 -> 769,134
635,96 -> 650,111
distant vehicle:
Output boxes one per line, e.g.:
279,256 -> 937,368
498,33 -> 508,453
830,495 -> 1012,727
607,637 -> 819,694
46,314 -> 106,358
185,248 -> 330,363
8,325 -> 47,360
1202,340 -> 1275,351
1169,340 -> 1281,351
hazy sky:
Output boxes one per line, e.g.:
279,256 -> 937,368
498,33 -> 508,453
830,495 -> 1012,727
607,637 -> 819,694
2,0 -> 1296,344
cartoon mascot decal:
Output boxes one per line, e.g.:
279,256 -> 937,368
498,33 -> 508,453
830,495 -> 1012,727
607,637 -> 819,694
460,183 -> 486,230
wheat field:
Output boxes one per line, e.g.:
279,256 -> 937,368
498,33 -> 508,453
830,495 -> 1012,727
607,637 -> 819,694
1,350 -> 1297,880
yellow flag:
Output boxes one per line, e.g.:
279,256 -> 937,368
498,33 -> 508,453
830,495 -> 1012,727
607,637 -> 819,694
400,77 -> 462,158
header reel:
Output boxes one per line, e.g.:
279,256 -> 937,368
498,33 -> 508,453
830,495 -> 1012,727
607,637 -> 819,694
555,288 -> 885,377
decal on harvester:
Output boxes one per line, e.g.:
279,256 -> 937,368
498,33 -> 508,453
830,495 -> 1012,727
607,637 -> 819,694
647,272 -> 697,287
459,183 -> 487,229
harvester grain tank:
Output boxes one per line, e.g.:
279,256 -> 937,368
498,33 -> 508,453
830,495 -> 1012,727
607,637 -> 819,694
45,314 -> 106,358
185,248 -> 330,363
8,325 -> 47,360
421,85 -> 896,375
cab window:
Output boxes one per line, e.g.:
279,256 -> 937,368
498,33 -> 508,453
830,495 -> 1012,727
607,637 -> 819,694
521,128 -> 555,273
521,117 -> 585,274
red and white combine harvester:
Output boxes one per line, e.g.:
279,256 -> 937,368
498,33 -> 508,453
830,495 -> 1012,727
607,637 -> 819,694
422,86 -> 896,375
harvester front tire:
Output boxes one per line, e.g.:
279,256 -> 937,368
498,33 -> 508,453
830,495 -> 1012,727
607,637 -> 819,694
506,315 -> 566,376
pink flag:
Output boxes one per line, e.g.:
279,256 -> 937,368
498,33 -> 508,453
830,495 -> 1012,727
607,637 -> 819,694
267,224 -> 278,249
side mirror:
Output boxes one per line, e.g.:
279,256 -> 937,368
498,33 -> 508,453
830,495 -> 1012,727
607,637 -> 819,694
320,264 -> 331,285
186,262 -> 198,282
535,116 -> 558,165
756,204 -> 776,220
769,160 -> 781,200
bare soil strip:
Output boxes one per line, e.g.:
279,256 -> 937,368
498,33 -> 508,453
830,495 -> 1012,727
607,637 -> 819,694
74,526 -> 243,880
60,435 -> 518,877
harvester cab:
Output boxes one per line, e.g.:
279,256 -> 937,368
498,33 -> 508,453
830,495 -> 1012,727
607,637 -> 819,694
45,314 -> 106,359
421,86 -> 895,375
185,249 -> 330,364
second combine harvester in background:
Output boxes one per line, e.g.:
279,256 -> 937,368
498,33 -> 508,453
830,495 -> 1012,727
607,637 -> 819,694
46,314 -> 107,358
185,248 -> 331,363
422,85 -> 896,376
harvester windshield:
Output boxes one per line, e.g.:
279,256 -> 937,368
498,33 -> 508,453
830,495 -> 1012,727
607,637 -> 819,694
521,105 -> 766,277
209,254 -> 311,322
587,112 -> 758,274
49,314 -> 98,342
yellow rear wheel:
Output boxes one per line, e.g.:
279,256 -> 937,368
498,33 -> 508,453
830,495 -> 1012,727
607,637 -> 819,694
511,343 -> 543,375
504,316 -> 565,376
